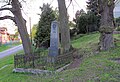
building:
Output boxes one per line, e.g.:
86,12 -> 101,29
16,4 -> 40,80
0,27 -> 10,44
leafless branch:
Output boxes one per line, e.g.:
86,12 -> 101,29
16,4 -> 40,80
1,4 -> 10,8
67,0 -> 72,9
20,0 -> 26,3
0,0 -> 11,7
0,15 -> 16,23
0,8 -> 12,12
115,0 -> 120,5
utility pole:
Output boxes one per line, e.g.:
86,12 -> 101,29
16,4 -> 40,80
29,17 -> 32,44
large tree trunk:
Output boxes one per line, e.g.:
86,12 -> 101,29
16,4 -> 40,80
57,0 -> 71,53
11,0 -> 32,54
98,0 -> 115,50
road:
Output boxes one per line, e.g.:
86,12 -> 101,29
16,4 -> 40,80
0,44 -> 23,59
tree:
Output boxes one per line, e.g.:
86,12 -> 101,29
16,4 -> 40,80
87,12 -> 100,32
34,3 -> 56,48
87,0 -> 99,15
75,9 -> 85,19
98,0 -> 115,50
76,13 -> 88,34
31,24 -> 37,39
14,29 -> 19,40
0,0 -> 32,54
86,0 -> 100,33
57,0 -> 71,53
75,11 -> 100,34
69,21 -> 77,37
115,17 -> 120,28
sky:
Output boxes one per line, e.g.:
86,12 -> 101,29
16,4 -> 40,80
114,1 -> 120,18
0,0 -> 87,34
0,0 -> 120,34
26,0 -> 88,28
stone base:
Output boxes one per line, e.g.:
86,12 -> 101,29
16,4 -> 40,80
13,68 -> 53,75
56,63 -> 71,72
13,63 -> 71,74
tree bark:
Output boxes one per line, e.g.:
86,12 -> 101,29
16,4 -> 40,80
98,0 -> 115,51
11,0 -> 32,54
57,0 -> 71,53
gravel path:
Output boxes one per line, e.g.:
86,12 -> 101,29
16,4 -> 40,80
0,44 -> 23,59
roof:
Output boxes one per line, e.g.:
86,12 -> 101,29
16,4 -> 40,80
0,31 -> 9,35
0,27 -> 7,30
0,27 -> 9,35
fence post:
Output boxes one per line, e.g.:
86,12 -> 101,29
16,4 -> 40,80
23,55 -> 25,68
32,55 -> 35,68
54,56 -> 56,70
14,54 -> 16,68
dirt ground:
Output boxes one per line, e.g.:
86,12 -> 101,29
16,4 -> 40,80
68,58 -> 82,69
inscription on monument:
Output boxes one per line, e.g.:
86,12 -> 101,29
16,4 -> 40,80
49,21 -> 59,57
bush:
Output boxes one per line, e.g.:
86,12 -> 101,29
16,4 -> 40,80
70,28 -> 78,37
116,26 -> 120,31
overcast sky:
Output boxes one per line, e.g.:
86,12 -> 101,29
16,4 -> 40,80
0,0 -> 120,34
0,0 -> 87,34
27,0 -> 88,26
114,1 -> 120,18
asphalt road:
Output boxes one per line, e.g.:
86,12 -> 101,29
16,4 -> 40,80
0,44 -> 23,59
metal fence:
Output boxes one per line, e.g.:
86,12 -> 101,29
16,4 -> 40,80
14,50 -> 76,70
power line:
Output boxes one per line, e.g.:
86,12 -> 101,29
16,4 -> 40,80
73,0 -> 82,9
72,0 -> 75,15
21,8 -> 28,17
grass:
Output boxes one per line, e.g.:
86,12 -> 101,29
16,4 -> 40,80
0,51 -> 24,68
0,42 -> 21,52
71,32 -> 100,49
0,33 -> 120,82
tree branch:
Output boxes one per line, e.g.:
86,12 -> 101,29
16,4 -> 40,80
1,4 -> 10,8
115,0 -> 120,6
0,7 -> 13,12
0,15 -> 16,23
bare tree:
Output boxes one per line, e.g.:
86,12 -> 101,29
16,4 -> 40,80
98,0 -> 115,50
0,0 -> 32,54
57,0 -> 71,53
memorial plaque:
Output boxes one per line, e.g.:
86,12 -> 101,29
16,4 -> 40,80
49,21 -> 59,57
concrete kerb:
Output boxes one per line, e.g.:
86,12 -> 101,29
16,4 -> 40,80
12,63 -> 71,75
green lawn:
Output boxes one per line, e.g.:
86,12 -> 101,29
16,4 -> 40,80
0,42 -> 21,52
0,33 -> 120,82
71,32 -> 100,49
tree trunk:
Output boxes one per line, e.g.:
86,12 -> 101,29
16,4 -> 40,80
98,0 -> 115,51
57,0 -> 71,53
11,0 -> 32,54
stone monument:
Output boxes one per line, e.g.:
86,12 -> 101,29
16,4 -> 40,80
49,21 -> 59,57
